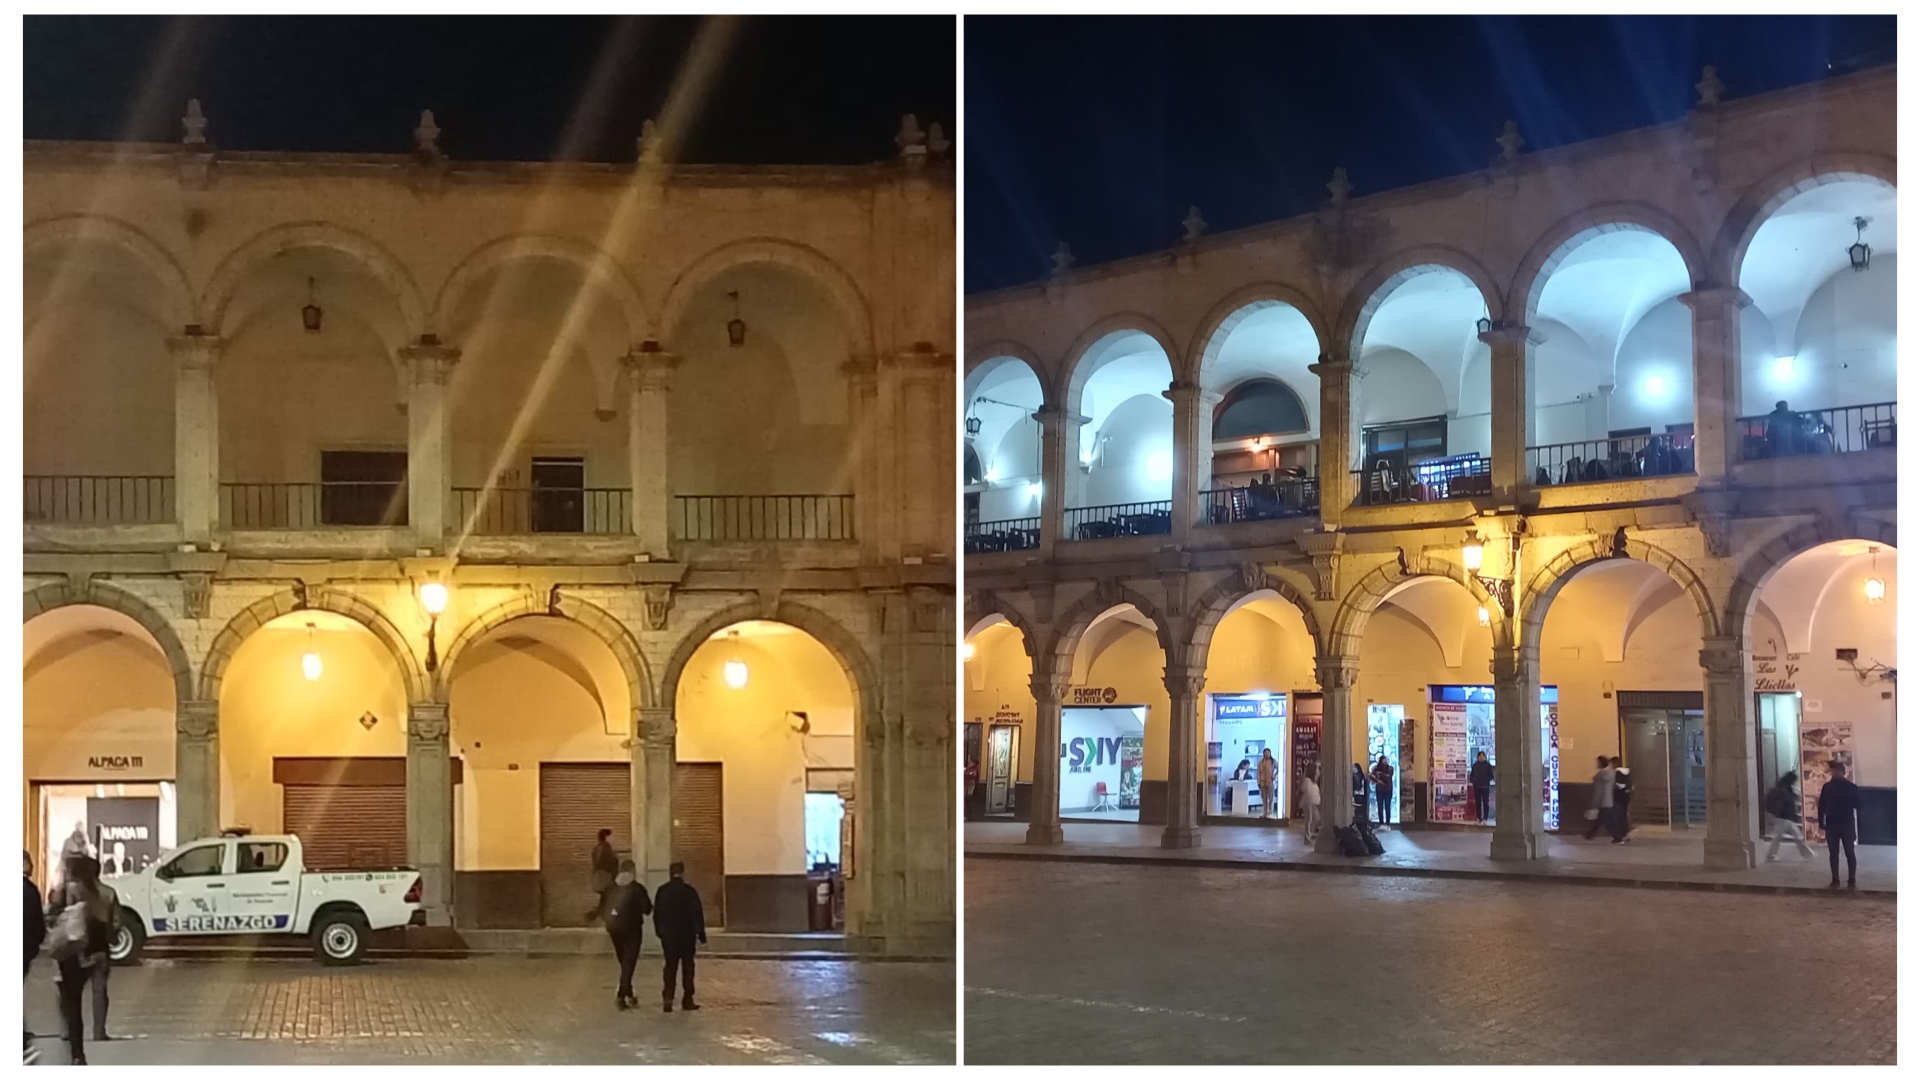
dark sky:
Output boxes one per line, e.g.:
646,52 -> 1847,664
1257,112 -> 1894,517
24,15 -> 955,166
967,15 -> 1896,293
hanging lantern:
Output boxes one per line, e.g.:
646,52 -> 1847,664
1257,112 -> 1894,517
726,290 -> 746,348
301,622 -> 322,681
1848,217 -> 1871,273
1461,532 -> 1485,573
722,629 -> 748,689
1864,546 -> 1886,605
965,414 -> 982,436
302,277 -> 324,333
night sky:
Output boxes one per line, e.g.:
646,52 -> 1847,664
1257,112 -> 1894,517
967,15 -> 1896,293
24,15 -> 955,166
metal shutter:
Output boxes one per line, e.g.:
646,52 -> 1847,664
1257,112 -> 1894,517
282,785 -> 406,870
672,763 -> 726,928
538,763 -> 632,928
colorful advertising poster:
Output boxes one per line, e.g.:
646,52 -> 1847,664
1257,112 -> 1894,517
1541,701 -> 1561,831
1290,694 -> 1323,819
88,797 -> 162,876
1365,704 -> 1404,824
1429,702 -> 1471,822
1800,719 -> 1855,843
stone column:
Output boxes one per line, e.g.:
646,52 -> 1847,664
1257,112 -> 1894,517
405,702 -> 454,926
1162,667 -> 1204,849
1701,635 -> 1758,869
1480,324 -> 1532,498
174,700 -> 220,841
621,349 -> 678,558
633,706 -> 676,893
1164,383 -> 1222,538
1313,656 -> 1359,854
1034,406 -> 1080,552
1490,643 -> 1547,860
1026,672 -> 1066,845
841,354 -> 880,557
166,335 -> 224,545
894,345 -> 955,559
399,341 -> 461,550
1679,287 -> 1752,485
1309,356 -> 1353,524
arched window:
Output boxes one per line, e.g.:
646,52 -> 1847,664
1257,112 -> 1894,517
1214,379 -> 1309,440
964,444 -> 984,486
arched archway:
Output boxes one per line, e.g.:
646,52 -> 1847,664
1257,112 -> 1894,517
965,352 -> 1047,533
656,238 -> 873,357
200,586 -> 428,704
436,592 -> 650,709
1058,320 -> 1180,528
201,221 -> 427,340
963,599 -> 1038,821
25,213 -> 195,331
1189,289 -> 1326,511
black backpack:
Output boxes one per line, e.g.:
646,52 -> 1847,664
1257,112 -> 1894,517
1356,820 -> 1385,856
1766,785 -> 1798,821
1334,824 -> 1368,857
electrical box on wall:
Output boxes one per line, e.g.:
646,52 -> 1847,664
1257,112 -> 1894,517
1837,648 -> 1859,662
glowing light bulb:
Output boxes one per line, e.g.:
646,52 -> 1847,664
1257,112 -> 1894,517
1026,481 -> 1043,499
1462,541 -> 1484,572
724,658 -> 749,689
1772,356 -> 1794,382
419,580 -> 449,615
962,641 -> 976,662
1477,606 -> 1491,628
1865,576 -> 1886,605
1147,450 -> 1173,482
302,651 -> 323,681
1643,374 -> 1667,399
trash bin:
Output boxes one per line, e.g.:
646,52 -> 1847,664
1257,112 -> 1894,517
806,868 -> 834,931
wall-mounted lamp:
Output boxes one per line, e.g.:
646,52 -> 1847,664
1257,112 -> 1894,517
726,290 -> 747,347
301,622 -> 323,681
1849,216 -> 1872,273
1464,528 -> 1518,616
419,580 -> 450,672
1772,356 -> 1795,383
1477,605 -> 1491,628
723,629 -> 749,689
302,277 -> 323,333
1642,374 -> 1668,399
965,414 -> 982,436
1461,531 -> 1485,573
962,641 -> 976,662
1864,546 -> 1886,605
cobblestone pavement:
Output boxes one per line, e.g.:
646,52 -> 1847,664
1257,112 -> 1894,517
965,858 -> 1894,1065
24,955 -> 954,1065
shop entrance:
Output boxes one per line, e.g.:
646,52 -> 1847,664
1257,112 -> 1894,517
34,782 -> 176,890
1059,706 -> 1145,822
984,724 -> 1019,816
1756,691 -> 1802,836
1207,694 -> 1286,818
535,761 -> 728,928
1427,685 -> 1561,827
1365,705 -> 1405,824
1620,700 -> 1707,829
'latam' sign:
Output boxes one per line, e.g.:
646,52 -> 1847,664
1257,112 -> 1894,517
87,756 -> 144,771
1214,695 -> 1285,720
154,913 -> 291,933
1061,736 -> 1125,773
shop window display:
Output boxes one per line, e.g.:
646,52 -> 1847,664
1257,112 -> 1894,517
1207,694 -> 1287,817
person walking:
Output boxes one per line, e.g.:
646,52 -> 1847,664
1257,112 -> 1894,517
1583,756 -> 1615,840
1369,755 -> 1395,827
1468,751 -> 1495,824
86,873 -> 121,1040
1256,749 -> 1280,820
1764,771 -> 1814,862
24,850 -> 45,1066
1817,760 -> 1863,889
603,858 -> 652,1010
585,828 -> 619,924
1609,756 -> 1635,843
1350,763 -> 1371,828
45,855 -> 112,1066
652,861 -> 707,1013
1300,765 -> 1322,846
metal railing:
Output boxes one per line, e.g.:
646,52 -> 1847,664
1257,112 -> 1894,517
672,494 -> 855,541
965,516 -> 1042,554
1064,500 -> 1173,540
222,482 -> 408,529
1737,401 -> 1896,460
1352,455 -> 1491,506
24,475 -> 174,524
1201,476 -> 1319,525
1527,432 -> 1694,487
453,487 -> 631,535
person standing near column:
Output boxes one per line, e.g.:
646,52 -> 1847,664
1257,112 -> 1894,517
653,861 -> 707,1012
1370,755 -> 1395,828
1817,760 -> 1863,889
1257,749 -> 1280,820
1469,751 -> 1495,824
1764,771 -> 1813,862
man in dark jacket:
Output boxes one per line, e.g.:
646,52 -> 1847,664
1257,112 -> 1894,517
25,850 -> 45,1063
1468,752 -> 1495,823
1817,760 -> 1864,889
652,861 -> 707,1013
603,858 -> 652,1010
586,829 -> 619,923
1610,756 -> 1635,843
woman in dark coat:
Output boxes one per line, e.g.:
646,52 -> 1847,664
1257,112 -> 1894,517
46,855 -> 112,1065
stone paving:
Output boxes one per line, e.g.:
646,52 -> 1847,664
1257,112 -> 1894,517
965,857 -> 1895,1065
23,955 -> 955,1065
966,820 -> 1899,894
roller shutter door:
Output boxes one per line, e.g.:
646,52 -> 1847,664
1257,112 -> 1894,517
282,785 -> 406,870
538,763 -> 632,928
672,763 -> 725,928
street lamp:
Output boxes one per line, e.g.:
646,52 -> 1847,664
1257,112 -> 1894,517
1864,546 -> 1886,605
1461,532 -> 1485,573
301,622 -> 322,681
962,641 -> 976,662
726,290 -> 747,347
1849,217 -> 1872,273
723,629 -> 749,689
419,580 -> 449,672
302,277 -> 324,333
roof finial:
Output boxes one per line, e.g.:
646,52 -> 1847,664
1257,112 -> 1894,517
414,110 -> 442,159
928,121 -> 951,159
182,99 -> 208,147
1695,65 -> 1725,108
1327,166 -> 1352,207
1496,120 -> 1525,162
1181,206 -> 1207,243
637,118 -> 662,164
1050,241 -> 1075,278
896,114 -> 928,168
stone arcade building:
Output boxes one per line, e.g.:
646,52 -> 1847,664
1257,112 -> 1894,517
964,67 -> 1896,867
24,108 -> 954,954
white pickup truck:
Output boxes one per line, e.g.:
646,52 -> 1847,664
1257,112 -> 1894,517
107,833 -> 423,965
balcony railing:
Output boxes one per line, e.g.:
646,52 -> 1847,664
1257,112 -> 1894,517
1202,475 -> 1319,525
1352,454 -> 1491,506
222,482 -> 408,529
965,516 -> 1042,554
24,475 -> 174,525
1527,432 -> 1694,487
672,494 -> 854,541
453,487 -> 631,535
1065,500 -> 1172,540
1737,401 -> 1896,461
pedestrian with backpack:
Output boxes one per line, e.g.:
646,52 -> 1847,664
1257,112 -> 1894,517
1583,756 -> 1615,840
45,855 -> 112,1065
1765,771 -> 1813,861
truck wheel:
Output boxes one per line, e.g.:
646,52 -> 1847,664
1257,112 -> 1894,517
109,911 -> 145,965
311,911 -> 369,965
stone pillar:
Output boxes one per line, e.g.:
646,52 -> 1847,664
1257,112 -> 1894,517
1481,324 -> 1532,498
633,707 -> 676,893
405,702 -> 454,926
621,349 -> 678,558
1162,668 -> 1204,849
1680,287 -> 1752,485
1313,656 -> 1359,854
895,345 -> 955,559
1026,672 -> 1066,844
1164,383 -> 1222,538
1034,406 -> 1079,552
166,335 -> 224,545
1490,643 -> 1547,860
841,354 -> 880,557
174,700 -> 219,841
1309,356 -> 1353,523
1701,635 -> 1758,869
400,341 -> 461,550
